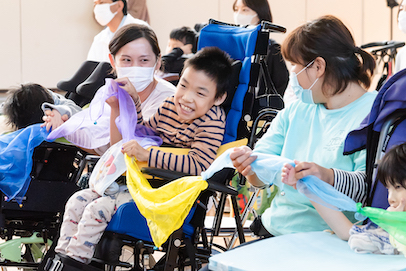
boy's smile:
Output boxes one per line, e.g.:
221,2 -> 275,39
174,67 -> 226,122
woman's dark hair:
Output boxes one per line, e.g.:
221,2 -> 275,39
182,47 -> 232,99
377,143 -> 406,189
281,15 -> 376,95
109,24 -> 160,58
113,0 -> 127,15
233,0 -> 273,23
3,83 -> 53,130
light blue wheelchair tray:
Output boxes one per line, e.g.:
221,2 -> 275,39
208,231 -> 406,271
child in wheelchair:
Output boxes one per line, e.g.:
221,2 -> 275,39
159,26 -> 197,86
53,46 -> 233,265
281,143 -> 406,256
1,82 -> 81,133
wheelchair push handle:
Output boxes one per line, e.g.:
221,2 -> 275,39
361,41 -> 390,49
371,41 -> 405,54
260,21 -> 286,34
207,18 -> 286,34
361,40 -> 405,54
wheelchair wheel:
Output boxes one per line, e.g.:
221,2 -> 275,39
19,242 -> 51,271
116,245 -> 134,271
22,243 -> 50,264
105,245 -> 157,271
0,234 -> 51,271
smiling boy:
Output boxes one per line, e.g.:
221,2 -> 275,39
109,46 -> 233,175
50,47 -> 232,266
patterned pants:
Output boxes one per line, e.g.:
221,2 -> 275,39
55,188 -> 133,263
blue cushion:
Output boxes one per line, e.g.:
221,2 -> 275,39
106,202 -> 197,242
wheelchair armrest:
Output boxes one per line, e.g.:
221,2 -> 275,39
206,180 -> 238,196
206,168 -> 238,196
141,167 -> 238,195
140,167 -> 191,181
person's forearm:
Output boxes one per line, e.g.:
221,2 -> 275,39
312,201 -> 353,240
109,108 -> 122,145
246,173 -> 266,188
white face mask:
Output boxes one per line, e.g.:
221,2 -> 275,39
289,60 -> 318,105
116,65 -> 156,93
399,10 -> 406,34
233,13 -> 258,26
94,3 -> 117,26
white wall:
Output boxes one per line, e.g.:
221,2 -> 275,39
149,0 -> 404,52
0,0 -> 102,89
0,0 -> 404,90
0,1 -> 21,88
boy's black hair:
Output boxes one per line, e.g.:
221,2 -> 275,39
169,26 -> 198,53
3,83 -> 53,130
376,143 -> 406,189
182,47 -> 233,99
113,0 -> 127,15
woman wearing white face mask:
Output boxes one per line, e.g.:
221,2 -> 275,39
87,0 -> 149,63
230,16 -> 377,238
54,24 -> 175,264
84,24 -> 175,156
395,1 -> 406,73
108,24 -> 176,124
232,0 -> 289,98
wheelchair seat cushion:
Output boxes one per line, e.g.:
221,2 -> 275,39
106,202 -> 196,242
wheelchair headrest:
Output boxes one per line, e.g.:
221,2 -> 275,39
221,60 -> 242,113
197,23 -> 261,60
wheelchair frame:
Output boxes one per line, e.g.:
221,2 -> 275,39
94,20 -> 286,270
86,96 -> 281,271
38,18 -> 288,271
360,40 -> 405,91
0,142 -> 87,270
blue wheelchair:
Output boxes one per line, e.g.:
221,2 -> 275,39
41,19 -> 287,271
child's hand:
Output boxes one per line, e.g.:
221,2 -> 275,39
387,198 -> 406,212
281,162 -> 298,189
293,161 -> 334,186
229,146 -> 257,177
115,77 -> 138,99
41,109 -> 68,131
121,140 -> 149,162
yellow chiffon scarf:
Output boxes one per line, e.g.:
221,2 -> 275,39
125,155 -> 208,247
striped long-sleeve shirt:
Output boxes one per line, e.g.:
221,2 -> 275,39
333,169 -> 368,204
135,96 -> 226,175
